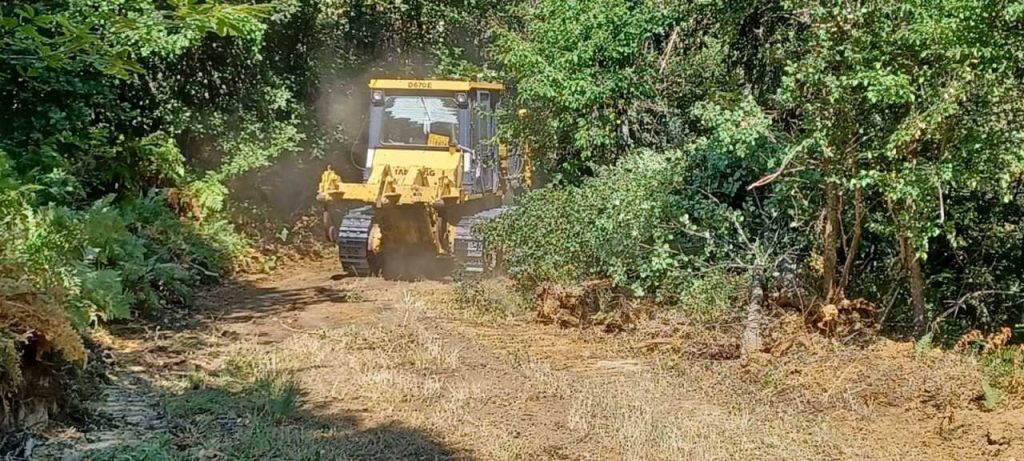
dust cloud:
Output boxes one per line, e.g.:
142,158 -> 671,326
229,53 -> 442,222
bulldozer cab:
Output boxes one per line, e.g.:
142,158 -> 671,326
364,80 -> 503,194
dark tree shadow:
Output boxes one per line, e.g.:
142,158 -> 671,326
154,374 -> 469,461
110,280 -> 365,338
31,357 -> 469,460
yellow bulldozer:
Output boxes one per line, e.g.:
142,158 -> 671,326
316,79 -> 530,278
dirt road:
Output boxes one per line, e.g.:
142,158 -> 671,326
33,258 -> 1024,460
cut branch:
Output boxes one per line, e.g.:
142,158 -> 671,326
658,27 -> 679,74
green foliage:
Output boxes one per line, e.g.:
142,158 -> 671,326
1,187 -> 248,327
673,271 -> 747,323
1,0 -> 276,202
493,0 -> 1024,334
486,97 -> 787,299
495,0 -> 679,181
981,379 -> 1004,411
487,149 -> 716,297
0,0 -> 279,408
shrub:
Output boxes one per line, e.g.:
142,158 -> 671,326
672,270 -> 747,323
485,98 -> 789,303
451,277 -> 531,318
485,149 -> 690,297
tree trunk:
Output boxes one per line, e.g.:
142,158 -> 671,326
899,234 -> 927,335
837,186 -> 865,298
741,269 -> 766,358
821,182 -> 841,302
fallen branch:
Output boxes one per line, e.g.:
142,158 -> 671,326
276,317 -> 330,339
930,290 -> 1024,329
188,262 -> 220,278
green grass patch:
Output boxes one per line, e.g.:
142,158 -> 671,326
90,353 -> 318,461
979,346 -> 1024,408
450,277 -> 532,319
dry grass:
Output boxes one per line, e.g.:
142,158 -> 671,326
80,270 -> 1024,461
95,317 -> 473,459
199,294 -> 504,456
438,279 -> 1024,460
513,356 -> 875,460
747,338 -> 984,414
218,278 -> 1023,460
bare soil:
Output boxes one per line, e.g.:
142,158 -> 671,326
28,258 -> 1024,460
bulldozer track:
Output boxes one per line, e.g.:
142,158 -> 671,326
337,206 -> 375,275
337,205 -> 506,276
453,206 -> 507,273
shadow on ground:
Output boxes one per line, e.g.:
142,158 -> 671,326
200,283 -> 362,324
147,373 -> 467,461
36,357 -> 465,461
106,280 -> 368,353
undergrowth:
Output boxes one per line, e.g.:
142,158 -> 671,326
671,270 -> 747,324
450,277 -> 532,319
484,101 -> 787,303
1,155 -> 256,426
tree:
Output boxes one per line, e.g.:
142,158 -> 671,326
774,0 -> 1024,333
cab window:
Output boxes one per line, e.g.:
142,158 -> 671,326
380,96 -> 460,147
